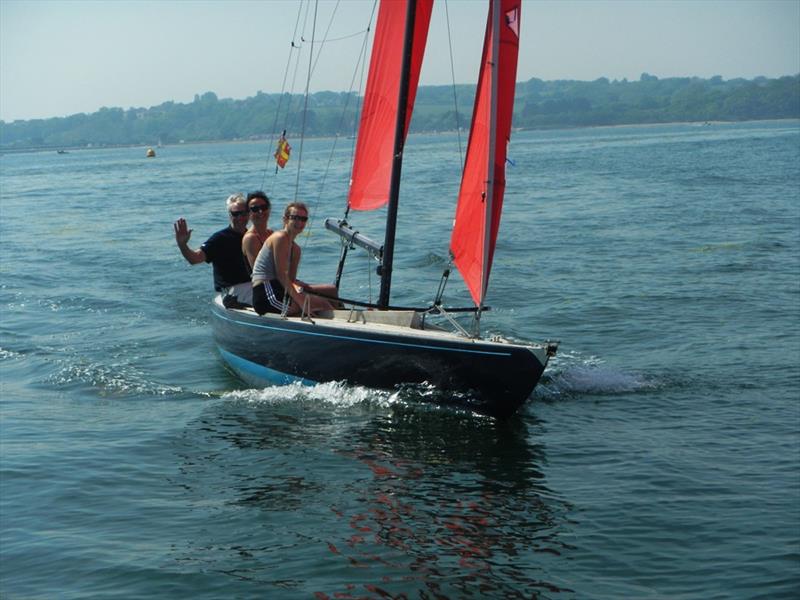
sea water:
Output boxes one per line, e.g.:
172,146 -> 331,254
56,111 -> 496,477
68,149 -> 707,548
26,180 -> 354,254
1,121 -> 798,598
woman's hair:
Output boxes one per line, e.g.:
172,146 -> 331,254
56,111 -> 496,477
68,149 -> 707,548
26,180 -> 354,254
247,190 -> 270,210
226,193 -> 246,209
283,201 -> 308,217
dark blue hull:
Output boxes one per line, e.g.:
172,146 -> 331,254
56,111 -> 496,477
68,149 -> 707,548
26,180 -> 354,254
211,299 -> 553,418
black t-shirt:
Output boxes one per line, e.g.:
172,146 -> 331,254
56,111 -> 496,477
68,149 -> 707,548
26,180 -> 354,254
200,227 -> 250,291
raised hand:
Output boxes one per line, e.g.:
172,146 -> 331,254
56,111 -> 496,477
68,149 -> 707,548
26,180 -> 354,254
173,218 -> 192,246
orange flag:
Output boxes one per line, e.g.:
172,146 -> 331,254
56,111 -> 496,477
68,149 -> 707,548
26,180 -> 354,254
274,132 -> 291,169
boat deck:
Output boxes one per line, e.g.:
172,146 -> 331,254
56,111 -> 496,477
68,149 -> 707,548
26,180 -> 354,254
214,296 -> 551,353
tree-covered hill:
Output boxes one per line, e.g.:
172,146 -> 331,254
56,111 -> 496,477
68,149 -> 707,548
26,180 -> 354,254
1,74 -> 797,151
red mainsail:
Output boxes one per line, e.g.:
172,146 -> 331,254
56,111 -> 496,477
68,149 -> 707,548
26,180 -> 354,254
348,0 -> 433,211
449,0 -> 521,305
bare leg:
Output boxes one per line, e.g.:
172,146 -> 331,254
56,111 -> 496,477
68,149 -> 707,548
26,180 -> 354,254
299,283 -> 340,313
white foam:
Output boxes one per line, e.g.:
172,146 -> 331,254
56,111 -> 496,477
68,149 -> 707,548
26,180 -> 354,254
0,347 -> 22,360
551,365 -> 653,394
48,359 -> 185,397
222,380 -> 398,410
538,351 -> 657,398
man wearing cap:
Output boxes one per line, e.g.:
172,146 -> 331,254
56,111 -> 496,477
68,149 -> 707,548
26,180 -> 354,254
173,193 -> 253,306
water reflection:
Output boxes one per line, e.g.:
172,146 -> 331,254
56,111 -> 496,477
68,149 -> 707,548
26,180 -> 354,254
172,398 -> 573,598
322,407 -> 575,598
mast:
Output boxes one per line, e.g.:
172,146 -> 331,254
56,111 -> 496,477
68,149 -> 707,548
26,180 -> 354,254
476,0 -> 501,329
378,0 -> 417,309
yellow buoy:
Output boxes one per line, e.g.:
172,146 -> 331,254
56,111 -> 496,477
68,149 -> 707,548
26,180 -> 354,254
146,147 -> 156,158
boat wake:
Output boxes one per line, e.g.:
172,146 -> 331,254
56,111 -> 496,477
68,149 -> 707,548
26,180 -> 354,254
223,381 -> 398,411
46,357 -> 187,398
222,381 -> 492,416
536,351 -> 659,400
0,347 -> 23,361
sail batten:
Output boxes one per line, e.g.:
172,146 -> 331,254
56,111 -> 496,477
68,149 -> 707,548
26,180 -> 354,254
348,0 -> 433,212
449,0 -> 521,306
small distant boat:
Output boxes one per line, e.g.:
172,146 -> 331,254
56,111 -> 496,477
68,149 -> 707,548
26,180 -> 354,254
56,150 -> 68,154
146,147 -> 156,158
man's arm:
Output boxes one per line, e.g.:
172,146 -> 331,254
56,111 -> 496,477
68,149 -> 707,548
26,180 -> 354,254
174,218 -> 206,265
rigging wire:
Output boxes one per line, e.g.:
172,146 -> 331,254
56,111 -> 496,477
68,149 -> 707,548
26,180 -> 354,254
275,1 -> 361,200
366,239 -> 373,305
260,0 -> 308,191
266,0 -> 312,195
444,0 -> 464,167
293,0 -> 318,202
296,0 -> 377,295
304,29 -> 370,43
307,0 -> 341,82
437,0 -> 465,313
310,0 -> 376,223
284,2 -> 313,149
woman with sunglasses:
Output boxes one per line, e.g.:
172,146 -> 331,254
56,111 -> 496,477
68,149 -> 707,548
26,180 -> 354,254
251,202 -> 339,317
242,191 -> 273,269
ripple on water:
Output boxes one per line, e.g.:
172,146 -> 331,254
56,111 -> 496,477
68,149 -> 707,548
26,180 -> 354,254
43,354 -> 186,398
535,351 -> 661,400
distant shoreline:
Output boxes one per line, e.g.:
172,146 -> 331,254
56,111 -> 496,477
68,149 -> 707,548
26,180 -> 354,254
2,118 -> 798,156
3,75 -> 797,153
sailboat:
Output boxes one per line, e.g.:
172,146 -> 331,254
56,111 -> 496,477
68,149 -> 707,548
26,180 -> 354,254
211,0 -> 557,418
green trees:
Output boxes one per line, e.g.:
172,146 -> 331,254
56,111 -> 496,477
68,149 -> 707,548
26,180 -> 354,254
1,74 -> 797,151
516,74 -> 799,129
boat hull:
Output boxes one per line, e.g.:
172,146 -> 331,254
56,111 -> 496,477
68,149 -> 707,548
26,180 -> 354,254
211,298 -> 551,418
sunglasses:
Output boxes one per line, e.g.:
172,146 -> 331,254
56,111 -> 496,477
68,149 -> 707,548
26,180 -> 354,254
250,205 -> 269,214
229,209 -> 248,217
287,214 -> 308,222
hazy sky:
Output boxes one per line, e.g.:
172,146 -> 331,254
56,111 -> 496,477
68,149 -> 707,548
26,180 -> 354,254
1,0 -> 798,122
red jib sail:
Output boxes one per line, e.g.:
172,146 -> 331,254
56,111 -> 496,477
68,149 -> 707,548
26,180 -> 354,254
449,0 -> 521,305
348,0 -> 433,211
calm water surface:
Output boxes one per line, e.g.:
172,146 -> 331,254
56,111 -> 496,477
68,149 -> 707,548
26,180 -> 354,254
1,121 -> 799,598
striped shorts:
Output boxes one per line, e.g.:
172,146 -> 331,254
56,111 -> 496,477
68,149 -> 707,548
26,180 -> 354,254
253,279 -> 287,315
